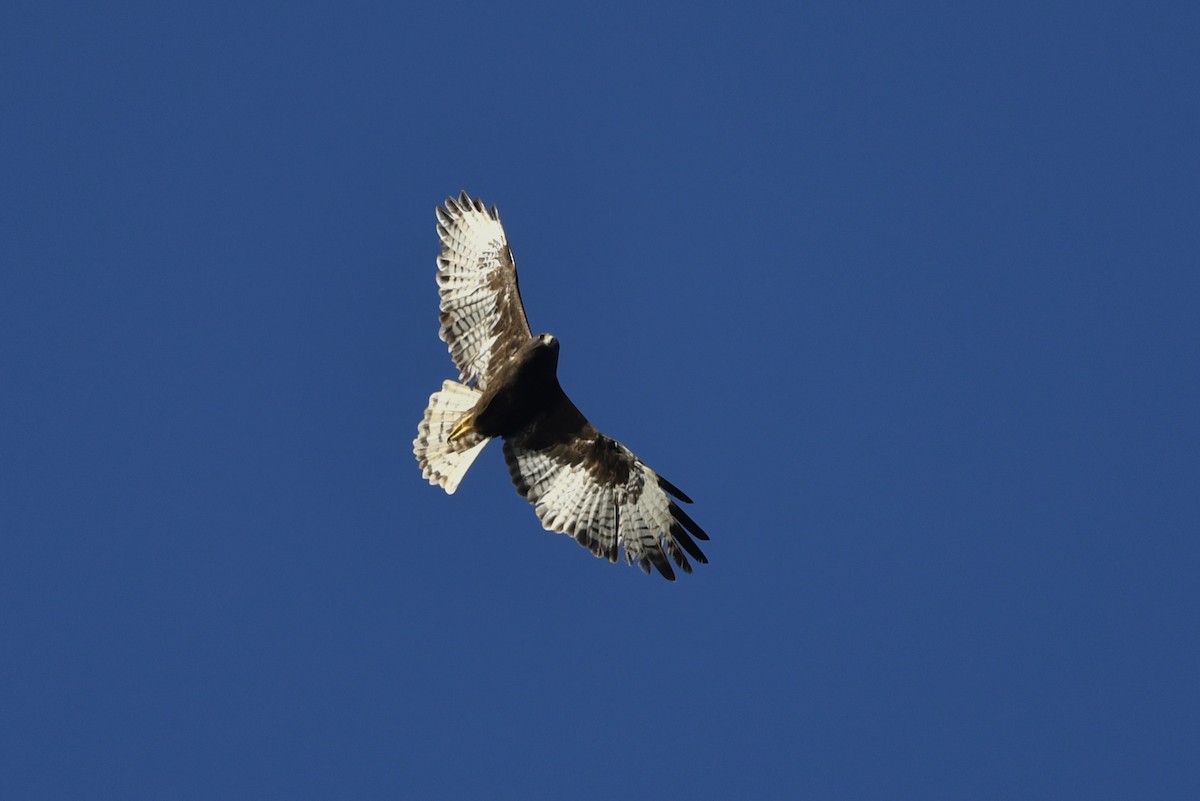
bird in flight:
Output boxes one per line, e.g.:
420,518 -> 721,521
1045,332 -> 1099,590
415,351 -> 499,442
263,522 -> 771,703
414,192 -> 710,580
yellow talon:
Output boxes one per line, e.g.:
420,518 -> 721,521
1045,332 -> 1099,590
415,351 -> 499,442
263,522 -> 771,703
449,414 -> 474,442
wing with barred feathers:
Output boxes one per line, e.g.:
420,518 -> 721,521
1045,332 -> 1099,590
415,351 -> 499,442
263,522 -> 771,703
501,397 -> 709,581
435,192 -> 533,390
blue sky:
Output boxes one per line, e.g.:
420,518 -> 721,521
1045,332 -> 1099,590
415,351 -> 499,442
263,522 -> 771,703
2,1 -> 1198,798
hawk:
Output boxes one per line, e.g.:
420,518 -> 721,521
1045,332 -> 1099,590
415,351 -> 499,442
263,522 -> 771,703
413,192 -> 710,580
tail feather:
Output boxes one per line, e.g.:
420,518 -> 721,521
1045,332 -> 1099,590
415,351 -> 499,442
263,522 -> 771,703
414,380 -> 491,494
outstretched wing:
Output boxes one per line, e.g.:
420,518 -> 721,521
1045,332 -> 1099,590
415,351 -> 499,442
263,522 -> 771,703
501,398 -> 709,580
435,192 -> 533,390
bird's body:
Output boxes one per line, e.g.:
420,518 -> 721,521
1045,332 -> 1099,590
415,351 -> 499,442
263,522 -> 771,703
460,334 -> 566,440
414,193 -> 709,580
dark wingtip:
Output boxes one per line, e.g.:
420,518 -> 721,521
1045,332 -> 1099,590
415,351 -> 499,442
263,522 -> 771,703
657,474 -> 693,504
670,523 -> 709,564
669,500 -> 710,541
643,550 -> 677,581
666,538 -> 694,574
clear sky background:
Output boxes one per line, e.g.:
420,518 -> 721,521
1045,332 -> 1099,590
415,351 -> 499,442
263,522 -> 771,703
3,2 -> 1198,799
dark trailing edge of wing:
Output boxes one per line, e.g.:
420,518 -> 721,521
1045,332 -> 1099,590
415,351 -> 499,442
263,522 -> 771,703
657,474 -> 693,504
640,548 -> 676,582
633,495 -> 711,582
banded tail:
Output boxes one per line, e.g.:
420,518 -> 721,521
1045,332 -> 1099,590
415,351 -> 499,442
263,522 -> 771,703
414,380 -> 491,494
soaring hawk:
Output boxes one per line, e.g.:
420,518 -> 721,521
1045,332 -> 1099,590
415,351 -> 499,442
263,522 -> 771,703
414,192 -> 709,580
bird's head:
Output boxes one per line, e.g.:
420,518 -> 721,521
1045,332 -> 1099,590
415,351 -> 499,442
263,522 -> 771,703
522,332 -> 561,378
